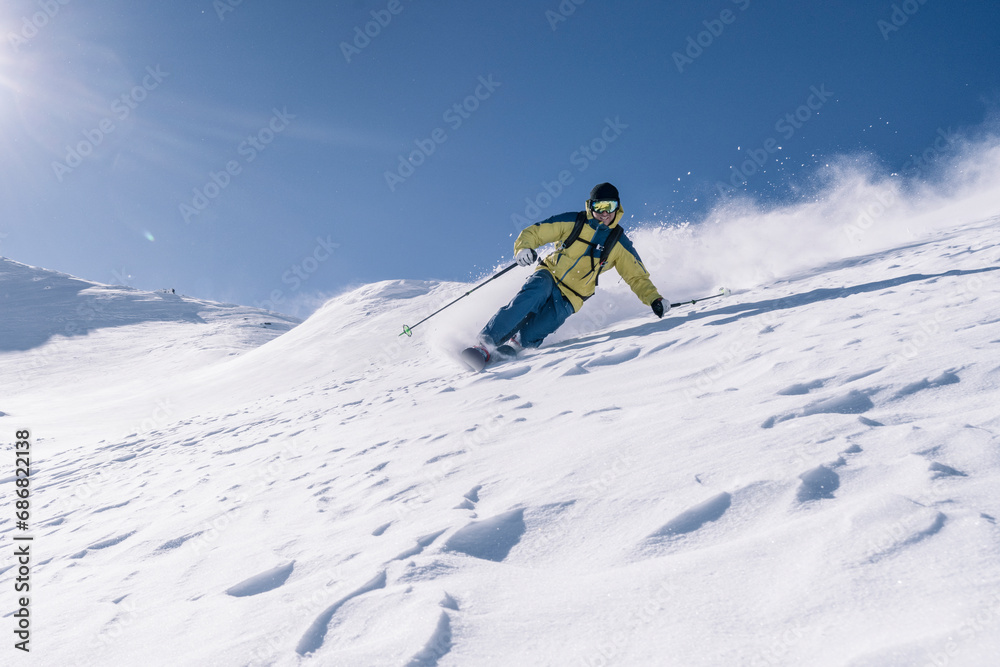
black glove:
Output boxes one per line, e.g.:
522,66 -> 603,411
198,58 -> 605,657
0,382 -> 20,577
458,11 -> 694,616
651,298 -> 670,318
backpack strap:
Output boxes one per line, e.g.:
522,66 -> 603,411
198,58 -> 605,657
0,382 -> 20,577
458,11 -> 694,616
559,211 -> 588,251
599,225 -> 624,266
552,212 -> 625,296
593,225 -> 624,287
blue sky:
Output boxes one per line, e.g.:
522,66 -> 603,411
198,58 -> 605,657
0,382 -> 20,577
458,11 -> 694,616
1,0 -> 998,316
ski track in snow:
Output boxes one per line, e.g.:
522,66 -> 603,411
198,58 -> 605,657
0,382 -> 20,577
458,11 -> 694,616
2,216 -> 1000,665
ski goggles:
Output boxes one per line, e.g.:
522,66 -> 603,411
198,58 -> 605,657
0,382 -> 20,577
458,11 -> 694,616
590,199 -> 619,214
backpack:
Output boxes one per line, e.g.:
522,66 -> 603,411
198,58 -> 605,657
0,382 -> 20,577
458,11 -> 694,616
559,211 -> 624,288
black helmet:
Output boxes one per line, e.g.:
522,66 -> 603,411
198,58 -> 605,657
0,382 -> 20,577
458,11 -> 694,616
589,182 -> 620,201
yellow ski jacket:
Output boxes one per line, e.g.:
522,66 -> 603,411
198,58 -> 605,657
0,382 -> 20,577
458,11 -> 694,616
513,205 -> 662,312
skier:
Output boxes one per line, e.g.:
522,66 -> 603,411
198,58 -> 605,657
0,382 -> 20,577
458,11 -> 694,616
463,182 -> 669,371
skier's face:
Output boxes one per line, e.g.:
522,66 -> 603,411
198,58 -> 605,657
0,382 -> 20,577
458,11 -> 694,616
590,199 -> 618,225
593,209 -> 615,225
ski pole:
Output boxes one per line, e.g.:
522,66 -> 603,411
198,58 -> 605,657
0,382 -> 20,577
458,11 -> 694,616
400,262 -> 520,337
670,286 -> 731,309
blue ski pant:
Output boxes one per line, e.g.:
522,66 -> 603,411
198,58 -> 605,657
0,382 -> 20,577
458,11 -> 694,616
480,269 -> 575,348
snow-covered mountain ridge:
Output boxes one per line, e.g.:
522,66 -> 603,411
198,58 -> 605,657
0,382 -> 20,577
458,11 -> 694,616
2,209 -> 1000,665
1,256 -> 300,443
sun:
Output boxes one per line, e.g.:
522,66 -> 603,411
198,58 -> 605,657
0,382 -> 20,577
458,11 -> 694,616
0,47 -> 15,95
0,39 -> 24,136
0,28 -> 28,113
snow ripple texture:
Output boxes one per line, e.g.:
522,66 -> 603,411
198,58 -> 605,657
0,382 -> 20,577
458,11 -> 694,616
3,211 -> 1000,665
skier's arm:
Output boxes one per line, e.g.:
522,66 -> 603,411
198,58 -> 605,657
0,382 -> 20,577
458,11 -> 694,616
513,213 -> 578,253
610,242 -> 662,306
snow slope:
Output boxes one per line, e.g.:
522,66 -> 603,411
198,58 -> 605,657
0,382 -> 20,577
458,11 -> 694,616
3,168 -> 1000,665
0,258 -> 300,445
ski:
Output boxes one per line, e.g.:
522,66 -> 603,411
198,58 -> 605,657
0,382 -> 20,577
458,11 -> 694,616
460,344 -> 519,373
460,346 -> 490,373
459,288 -> 729,373
495,344 -> 518,359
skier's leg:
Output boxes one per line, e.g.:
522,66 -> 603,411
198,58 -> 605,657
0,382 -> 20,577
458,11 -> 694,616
517,288 -> 575,348
479,271 -> 555,346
